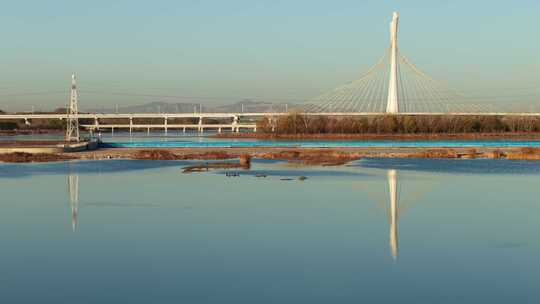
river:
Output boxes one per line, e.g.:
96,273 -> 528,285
1,158 -> 539,303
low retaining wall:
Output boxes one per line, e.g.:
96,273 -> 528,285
63,140 -> 99,152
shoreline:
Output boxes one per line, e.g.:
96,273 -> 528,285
2,146 -> 540,164
0,130 -> 63,136
80,147 -> 540,162
3,135 -> 540,163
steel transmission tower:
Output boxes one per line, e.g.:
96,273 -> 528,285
65,73 -> 80,142
386,12 -> 399,114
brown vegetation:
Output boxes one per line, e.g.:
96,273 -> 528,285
0,152 -> 75,163
486,150 -> 504,159
256,149 -> 361,166
506,147 -> 540,160
177,151 -> 237,160
215,132 -> 540,141
131,149 -> 237,160
239,154 -> 251,166
182,156 -> 251,173
407,149 -> 459,159
128,149 -> 359,165
256,114 -> 540,135
131,150 -> 179,160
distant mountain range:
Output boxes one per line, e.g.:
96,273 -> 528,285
86,100 -> 300,113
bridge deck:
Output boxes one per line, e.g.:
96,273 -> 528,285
2,112 -> 540,120
81,124 -> 256,129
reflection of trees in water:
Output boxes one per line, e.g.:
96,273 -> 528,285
359,170 -> 438,261
67,174 -> 79,232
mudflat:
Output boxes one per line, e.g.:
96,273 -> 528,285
2,141 -> 540,163
73,146 -> 540,164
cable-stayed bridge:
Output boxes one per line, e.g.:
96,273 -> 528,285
303,12 -> 528,114
1,12 -> 539,141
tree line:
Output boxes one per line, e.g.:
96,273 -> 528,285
257,113 -> 540,134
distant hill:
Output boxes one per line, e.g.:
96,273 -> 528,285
86,100 -> 299,113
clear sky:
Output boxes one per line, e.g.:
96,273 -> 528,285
0,0 -> 539,111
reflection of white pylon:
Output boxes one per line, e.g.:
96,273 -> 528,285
68,174 -> 79,232
359,168 -> 438,261
387,169 -> 399,260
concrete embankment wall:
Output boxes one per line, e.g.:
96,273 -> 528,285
63,140 -> 99,152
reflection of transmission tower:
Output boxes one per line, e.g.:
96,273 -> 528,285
67,174 -> 79,232
65,73 -> 80,142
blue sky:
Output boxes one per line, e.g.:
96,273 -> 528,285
0,0 -> 539,111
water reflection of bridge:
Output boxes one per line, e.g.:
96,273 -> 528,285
364,168 -> 434,261
65,166 -> 421,258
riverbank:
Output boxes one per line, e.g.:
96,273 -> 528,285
3,146 -> 537,164
81,147 -> 540,163
0,129 -> 62,136
3,137 -> 540,163
0,152 -> 76,163
0,139 -> 98,156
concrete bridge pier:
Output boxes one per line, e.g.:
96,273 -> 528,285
164,117 -> 168,135
129,117 -> 133,136
270,117 -> 276,132
233,115 -> 239,133
198,116 -> 203,133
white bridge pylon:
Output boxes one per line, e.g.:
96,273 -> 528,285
386,12 -> 400,114
304,12 -> 479,114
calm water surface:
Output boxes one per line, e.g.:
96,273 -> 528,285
1,158 -> 539,303
5,132 -> 540,148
